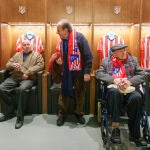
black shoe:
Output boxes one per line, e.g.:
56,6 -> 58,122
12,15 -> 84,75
110,128 -> 121,144
0,114 -> 15,122
15,118 -> 24,129
57,116 -> 65,126
75,114 -> 85,124
129,136 -> 147,147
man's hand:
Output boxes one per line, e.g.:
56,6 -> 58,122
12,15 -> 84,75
113,78 -> 122,85
12,63 -> 21,71
114,78 -> 132,91
22,74 -> 29,80
56,57 -> 63,65
84,74 -> 90,82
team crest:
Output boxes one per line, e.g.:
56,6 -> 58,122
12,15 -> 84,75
107,32 -> 116,41
113,67 -> 120,75
19,6 -> 26,15
113,6 -> 121,15
70,54 -> 79,62
66,5 -> 73,15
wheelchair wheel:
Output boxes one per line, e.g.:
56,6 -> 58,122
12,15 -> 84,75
143,127 -> 150,144
101,115 -> 111,145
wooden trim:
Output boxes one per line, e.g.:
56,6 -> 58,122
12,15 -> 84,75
90,73 -> 96,114
42,73 -> 47,113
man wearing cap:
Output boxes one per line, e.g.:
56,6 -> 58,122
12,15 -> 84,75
96,44 -> 147,146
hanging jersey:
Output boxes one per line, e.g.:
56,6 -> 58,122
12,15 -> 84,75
140,36 -> 150,69
15,32 -> 44,53
96,32 -> 124,66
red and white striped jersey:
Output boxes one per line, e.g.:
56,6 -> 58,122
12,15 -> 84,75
15,32 -> 44,53
96,32 -> 124,66
140,36 -> 150,69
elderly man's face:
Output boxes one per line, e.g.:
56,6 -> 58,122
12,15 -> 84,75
22,40 -> 32,53
113,49 -> 127,60
57,25 -> 69,39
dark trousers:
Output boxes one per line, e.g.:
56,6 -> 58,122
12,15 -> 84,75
0,76 -> 35,119
106,88 -> 143,138
58,76 -> 86,116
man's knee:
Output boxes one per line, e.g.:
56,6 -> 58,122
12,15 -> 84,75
0,84 -> 5,93
107,88 -> 120,95
107,88 -> 123,102
131,93 -> 142,105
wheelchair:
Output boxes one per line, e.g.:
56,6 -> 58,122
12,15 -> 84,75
95,79 -> 150,147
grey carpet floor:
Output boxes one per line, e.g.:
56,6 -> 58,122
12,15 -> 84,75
0,114 -> 149,150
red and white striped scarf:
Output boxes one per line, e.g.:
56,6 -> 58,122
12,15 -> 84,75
111,55 -> 127,78
56,29 -> 82,71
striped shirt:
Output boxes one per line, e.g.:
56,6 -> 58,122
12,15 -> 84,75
97,33 -> 124,66
140,36 -> 150,69
15,33 -> 44,53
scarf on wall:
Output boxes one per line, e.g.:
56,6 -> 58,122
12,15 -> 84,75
111,55 -> 127,78
56,29 -> 82,71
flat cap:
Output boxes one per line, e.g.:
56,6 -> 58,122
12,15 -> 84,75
111,44 -> 128,52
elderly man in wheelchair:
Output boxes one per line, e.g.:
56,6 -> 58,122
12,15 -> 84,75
95,44 -> 148,147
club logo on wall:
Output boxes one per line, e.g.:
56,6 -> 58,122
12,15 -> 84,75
19,5 -> 26,14
113,6 -> 121,15
66,5 -> 73,15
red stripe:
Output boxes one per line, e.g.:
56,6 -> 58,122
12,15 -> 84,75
97,35 -> 124,66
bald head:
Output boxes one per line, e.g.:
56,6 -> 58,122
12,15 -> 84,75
22,40 -> 32,53
57,19 -> 73,32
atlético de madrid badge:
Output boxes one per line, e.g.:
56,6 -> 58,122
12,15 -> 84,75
113,6 -> 121,15
19,6 -> 26,15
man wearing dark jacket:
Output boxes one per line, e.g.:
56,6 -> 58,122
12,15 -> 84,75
96,44 -> 147,147
55,19 -> 93,126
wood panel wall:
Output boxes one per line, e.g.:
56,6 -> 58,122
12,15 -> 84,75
1,24 -> 12,69
0,0 -> 146,23
0,0 -> 46,22
47,0 -> 75,23
142,0 -> 150,23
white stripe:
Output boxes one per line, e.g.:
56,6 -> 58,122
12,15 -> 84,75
103,37 -> 106,58
73,30 -> 75,54
144,37 -> 147,69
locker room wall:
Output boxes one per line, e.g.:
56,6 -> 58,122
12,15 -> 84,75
0,24 -> 12,69
0,0 -> 149,114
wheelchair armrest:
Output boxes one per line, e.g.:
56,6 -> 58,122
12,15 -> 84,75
95,79 -> 108,104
